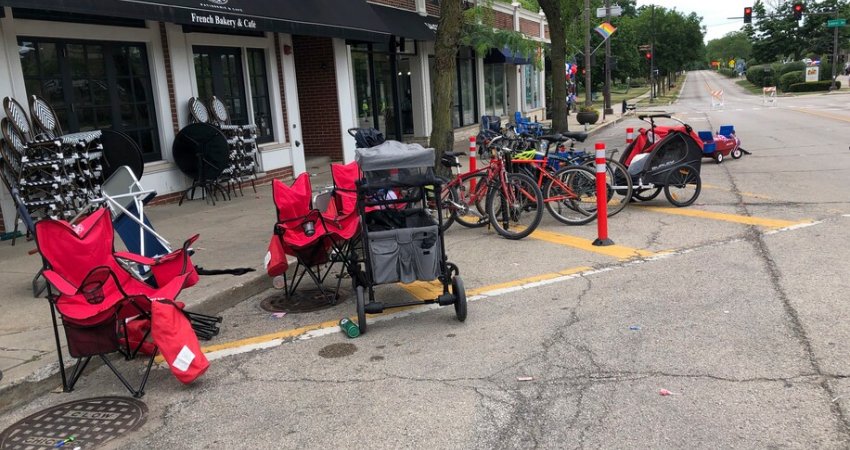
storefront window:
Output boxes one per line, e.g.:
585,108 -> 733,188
247,49 -> 275,143
483,64 -> 506,118
429,48 -> 478,128
524,65 -> 541,110
19,38 -> 161,161
352,51 -> 374,130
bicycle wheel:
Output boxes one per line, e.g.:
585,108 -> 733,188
486,172 -> 543,240
664,165 -> 701,207
582,158 -> 633,217
454,173 -> 490,228
544,166 -> 598,225
425,184 -> 456,231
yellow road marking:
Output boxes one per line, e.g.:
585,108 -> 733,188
701,183 -> 776,201
638,205 -> 808,228
528,228 -> 656,259
795,108 -> 850,124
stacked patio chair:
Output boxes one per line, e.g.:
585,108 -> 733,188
0,96 -> 105,234
209,96 -> 259,197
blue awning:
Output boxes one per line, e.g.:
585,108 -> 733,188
483,47 -> 532,65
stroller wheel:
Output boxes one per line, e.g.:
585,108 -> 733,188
664,165 -> 701,207
452,276 -> 467,322
633,187 -> 662,202
356,285 -> 368,334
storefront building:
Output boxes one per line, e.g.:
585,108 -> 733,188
0,0 -> 547,232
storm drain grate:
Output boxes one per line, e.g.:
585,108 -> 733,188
0,396 -> 147,449
260,288 -> 349,313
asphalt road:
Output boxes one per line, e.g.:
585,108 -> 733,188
4,70 -> 850,449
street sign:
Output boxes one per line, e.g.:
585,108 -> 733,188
638,44 -> 651,51
596,5 -> 622,18
827,18 -> 847,27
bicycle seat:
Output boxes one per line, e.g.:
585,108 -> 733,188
560,131 -> 588,142
443,151 -> 466,157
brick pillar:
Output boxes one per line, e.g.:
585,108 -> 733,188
159,22 -> 180,135
292,36 -> 342,160
274,33 -> 290,142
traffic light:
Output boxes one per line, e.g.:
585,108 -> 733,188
744,7 -> 752,23
793,3 -> 804,20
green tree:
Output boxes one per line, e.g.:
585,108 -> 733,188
429,0 -> 463,175
539,0 -> 569,131
705,31 -> 752,66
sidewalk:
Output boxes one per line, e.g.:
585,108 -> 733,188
0,91 -> 647,414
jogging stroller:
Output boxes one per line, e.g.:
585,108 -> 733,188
619,113 -> 704,207
351,140 -> 467,333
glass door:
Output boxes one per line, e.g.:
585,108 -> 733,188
193,46 -> 248,125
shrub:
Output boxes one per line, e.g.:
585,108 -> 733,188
746,64 -> 776,87
718,68 -> 738,78
779,71 -> 805,92
787,80 -> 841,92
778,61 -> 806,75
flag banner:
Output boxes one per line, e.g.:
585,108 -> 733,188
594,22 -> 616,40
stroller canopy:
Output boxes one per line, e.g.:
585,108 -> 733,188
355,140 -> 434,172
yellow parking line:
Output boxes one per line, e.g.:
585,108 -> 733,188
528,228 -> 656,259
638,205 -> 807,228
796,108 -> 850,123
701,183 -> 775,201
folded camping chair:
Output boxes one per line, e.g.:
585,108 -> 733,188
35,208 -> 218,396
269,174 -> 348,304
100,165 -> 170,259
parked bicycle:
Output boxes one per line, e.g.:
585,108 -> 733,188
434,130 -> 543,239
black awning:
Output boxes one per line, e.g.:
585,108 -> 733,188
370,5 -> 438,41
484,47 -> 532,65
0,0 -> 390,41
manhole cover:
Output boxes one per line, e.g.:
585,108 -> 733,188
0,396 -> 147,449
260,288 -> 349,313
318,343 -> 358,358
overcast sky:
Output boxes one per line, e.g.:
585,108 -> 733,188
635,0 -> 745,42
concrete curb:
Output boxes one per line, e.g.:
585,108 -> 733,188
0,264 -> 274,415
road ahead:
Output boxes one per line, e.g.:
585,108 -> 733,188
4,70 -> 850,449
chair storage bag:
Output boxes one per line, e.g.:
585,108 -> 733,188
62,308 -> 121,358
151,300 -> 209,384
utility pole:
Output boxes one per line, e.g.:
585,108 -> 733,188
650,5 -> 655,102
584,0 -> 592,107
831,11 -> 840,90
603,0 -> 613,116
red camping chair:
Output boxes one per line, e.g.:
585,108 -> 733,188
268,173 -> 351,304
35,208 -> 217,397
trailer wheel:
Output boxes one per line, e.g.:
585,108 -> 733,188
356,285 -> 368,334
633,187 -> 662,202
731,148 -> 743,159
452,276 -> 467,322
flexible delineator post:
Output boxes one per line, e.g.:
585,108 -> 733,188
626,127 -> 634,144
593,142 -> 614,246
468,136 -> 477,172
468,135 -> 477,190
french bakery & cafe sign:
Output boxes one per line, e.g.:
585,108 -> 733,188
190,12 -> 256,30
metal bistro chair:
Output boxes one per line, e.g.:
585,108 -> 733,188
3,96 -> 35,141
28,94 -> 63,139
188,97 -> 212,125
